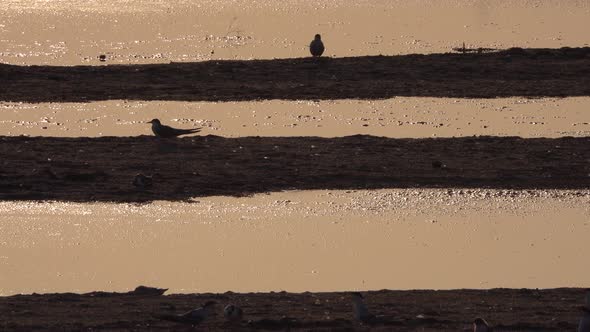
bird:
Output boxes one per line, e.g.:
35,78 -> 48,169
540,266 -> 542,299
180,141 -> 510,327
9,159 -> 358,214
129,285 -> 166,296
309,34 -> 325,57
223,304 -> 244,324
579,291 -> 590,332
473,317 -> 492,332
148,119 -> 201,138
351,292 -> 376,323
154,300 -> 217,325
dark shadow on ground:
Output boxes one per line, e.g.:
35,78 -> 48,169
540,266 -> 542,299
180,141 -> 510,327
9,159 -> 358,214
1,47 -> 590,103
1,135 -> 588,202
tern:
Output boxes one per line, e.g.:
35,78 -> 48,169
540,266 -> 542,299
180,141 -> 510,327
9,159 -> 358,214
148,118 -> 201,138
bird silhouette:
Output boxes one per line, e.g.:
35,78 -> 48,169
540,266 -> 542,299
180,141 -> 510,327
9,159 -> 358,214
129,285 -> 166,296
310,34 -> 325,57
148,118 -> 201,138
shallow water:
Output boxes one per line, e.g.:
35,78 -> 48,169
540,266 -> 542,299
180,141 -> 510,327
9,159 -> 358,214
1,97 -> 589,138
1,0 -> 588,65
1,189 -> 589,295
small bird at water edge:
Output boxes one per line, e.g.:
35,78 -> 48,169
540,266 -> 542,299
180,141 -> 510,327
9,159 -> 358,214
310,34 -> 325,57
148,118 -> 201,138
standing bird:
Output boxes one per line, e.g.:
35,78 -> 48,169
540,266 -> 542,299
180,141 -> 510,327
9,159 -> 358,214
154,300 -> 217,325
473,318 -> 492,332
309,34 -> 325,57
579,291 -> 590,332
148,118 -> 201,138
351,292 -> 376,323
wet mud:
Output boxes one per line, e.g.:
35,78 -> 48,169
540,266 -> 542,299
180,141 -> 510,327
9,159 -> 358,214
2,48 -> 590,103
0,288 -> 587,331
1,135 -> 588,202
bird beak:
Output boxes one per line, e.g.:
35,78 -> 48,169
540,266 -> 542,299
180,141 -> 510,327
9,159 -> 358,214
147,120 -> 154,123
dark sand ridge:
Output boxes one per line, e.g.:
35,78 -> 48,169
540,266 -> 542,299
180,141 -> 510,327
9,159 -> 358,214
1,135 -> 588,202
0,288 -> 586,331
2,48 -> 590,103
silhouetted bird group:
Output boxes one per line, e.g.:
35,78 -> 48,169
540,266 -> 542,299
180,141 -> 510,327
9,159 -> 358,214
147,288 -> 590,331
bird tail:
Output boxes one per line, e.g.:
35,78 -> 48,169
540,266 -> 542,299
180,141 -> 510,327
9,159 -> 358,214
180,128 -> 201,135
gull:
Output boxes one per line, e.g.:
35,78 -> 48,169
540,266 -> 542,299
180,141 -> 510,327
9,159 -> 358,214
223,304 -> 244,324
148,118 -> 201,138
351,292 -> 376,323
154,300 -> 217,325
310,34 -> 325,57
579,291 -> 590,332
473,318 -> 492,332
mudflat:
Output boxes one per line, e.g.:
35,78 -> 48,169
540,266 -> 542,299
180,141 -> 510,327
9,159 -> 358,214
0,288 -> 587,331
1,0 -> 590,330
2,48 -> 590,103
1,135 -> 589,202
